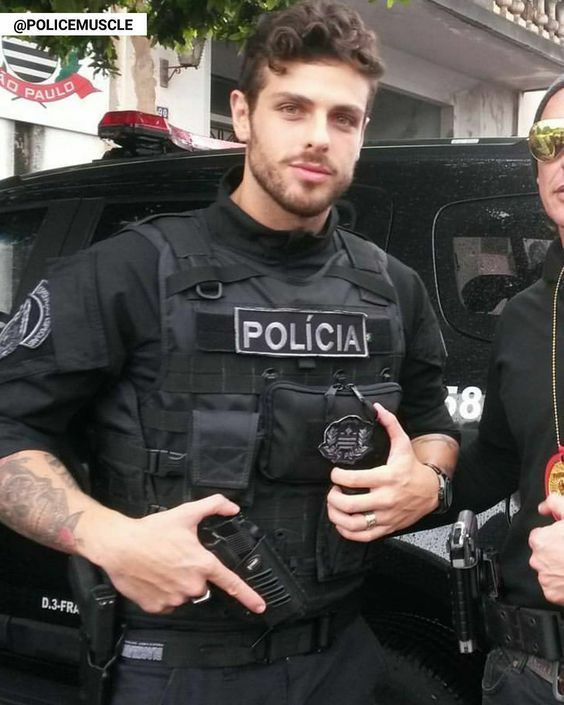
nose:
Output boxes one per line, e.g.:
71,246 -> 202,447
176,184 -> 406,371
305,112 -> 330,151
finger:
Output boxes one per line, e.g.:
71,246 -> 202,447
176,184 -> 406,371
175,494 -> 240,525
207,556 -> 266,613
374,403 -> 411,452
539,493 -> 564,519
538,500 -> 551,516
332,508 -> 389,534
331,465 -> 392,491
528,527 -> 540,552
327,484 -> 388,515
327,502 -> 368,532
334,523 -> 386,543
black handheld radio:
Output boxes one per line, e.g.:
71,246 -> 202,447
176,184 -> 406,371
199,513 -> 307,627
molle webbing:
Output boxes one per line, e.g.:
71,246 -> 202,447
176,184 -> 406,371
161,352 -> 393,396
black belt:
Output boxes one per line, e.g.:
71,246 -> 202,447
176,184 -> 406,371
120,612 -> 356,668
499,649 -> 564,702
484,597 -> 564,661
527,654 -> 564,701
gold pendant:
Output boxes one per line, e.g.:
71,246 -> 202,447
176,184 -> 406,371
545,449 -> 564,496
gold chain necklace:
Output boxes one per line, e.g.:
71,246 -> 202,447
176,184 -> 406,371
545,264 -> 564,495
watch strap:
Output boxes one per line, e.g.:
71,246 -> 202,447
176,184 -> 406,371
422,462 -> 451,515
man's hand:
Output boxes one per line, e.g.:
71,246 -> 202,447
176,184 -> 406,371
326,403 -> 441,541
82,494 -> 266,615
0,452 -> 265,615
529,494 -> 564,606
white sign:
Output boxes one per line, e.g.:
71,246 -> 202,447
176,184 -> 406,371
0,37 -> 109,135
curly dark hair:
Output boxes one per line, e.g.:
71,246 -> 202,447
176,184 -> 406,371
239,0 -> 384,113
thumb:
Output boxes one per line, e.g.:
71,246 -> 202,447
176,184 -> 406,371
374,403 -> 411,456
174,494 -> 240,526
539,492 -> 564,519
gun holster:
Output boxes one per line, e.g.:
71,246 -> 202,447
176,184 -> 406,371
68,555 -> 119,705
447,510 -> 501,654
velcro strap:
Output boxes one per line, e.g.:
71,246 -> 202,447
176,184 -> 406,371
484,598 -> 564,660
120,612 -> 355,668
140,408 -> 190,433
166,264 -> 264,296
325,265 -> 396,303
196,312 -> 233,351
194,312 -> 392,354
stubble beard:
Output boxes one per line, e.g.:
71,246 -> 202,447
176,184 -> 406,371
247,133 -> 354,219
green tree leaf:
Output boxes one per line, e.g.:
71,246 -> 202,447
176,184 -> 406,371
0,0 -> 410,73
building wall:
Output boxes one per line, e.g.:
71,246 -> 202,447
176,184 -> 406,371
518,90 -> 545,135
0,118 -> 14,180
379,44 -> 520,138
452,82 -> 517,137
41,127 -> 104,171
154,41 -> 211,134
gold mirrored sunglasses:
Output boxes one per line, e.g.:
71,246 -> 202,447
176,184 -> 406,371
528,118 -> 564,162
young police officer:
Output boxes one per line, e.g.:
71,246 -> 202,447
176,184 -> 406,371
337,77 -> 564,704
0,2 -> 458,703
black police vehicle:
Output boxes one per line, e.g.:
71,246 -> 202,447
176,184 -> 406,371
0,112 -> 553,705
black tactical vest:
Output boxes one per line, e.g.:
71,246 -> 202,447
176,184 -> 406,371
90,210 -> 405,628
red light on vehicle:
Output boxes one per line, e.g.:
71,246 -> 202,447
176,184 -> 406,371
98,110 -> 167,130
97,110 -> 240,156
98,110 -> 169,140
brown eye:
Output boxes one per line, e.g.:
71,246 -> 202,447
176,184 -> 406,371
334,114 -> 356,128
280,104 -> 300,115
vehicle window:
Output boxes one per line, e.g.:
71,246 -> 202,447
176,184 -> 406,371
337,183 -> 392,249
434,194 -> 552,341
0,208 -> 47,323
91,199 -> 213,244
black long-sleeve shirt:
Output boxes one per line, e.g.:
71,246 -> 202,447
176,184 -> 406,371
430,239 -> 564,610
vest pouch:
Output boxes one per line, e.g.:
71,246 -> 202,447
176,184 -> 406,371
313,380 -> 401,582
191,409 -> 260,493
259,381 -> 402,483
315,506 -> 377,582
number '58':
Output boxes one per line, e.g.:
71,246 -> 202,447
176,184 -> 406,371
445,386 -> 483,421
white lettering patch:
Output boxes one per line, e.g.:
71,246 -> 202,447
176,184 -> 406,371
0,280 -> 51,359
122,640 -> 164,662
234,307 -> 368,358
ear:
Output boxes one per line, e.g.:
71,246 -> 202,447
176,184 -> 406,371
230,90 -> 251,144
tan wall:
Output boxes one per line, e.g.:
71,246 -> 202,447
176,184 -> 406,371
452,82 -> 517,137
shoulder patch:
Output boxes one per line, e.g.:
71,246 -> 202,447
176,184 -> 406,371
0,280 -> 51,359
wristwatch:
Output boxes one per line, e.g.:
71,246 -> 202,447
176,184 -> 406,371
422,462 -> 453,515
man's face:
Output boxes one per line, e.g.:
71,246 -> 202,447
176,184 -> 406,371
231,60 -> 370,227
537,88 -> 564,238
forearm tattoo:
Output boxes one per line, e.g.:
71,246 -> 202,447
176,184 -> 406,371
0,454 -> 83,552
47,453 -> 82,489
411,434 -> 460,452
411,434 -> 459,473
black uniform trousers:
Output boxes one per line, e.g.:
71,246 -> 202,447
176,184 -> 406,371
110,616 -> 387,705
482,647 -> 563,704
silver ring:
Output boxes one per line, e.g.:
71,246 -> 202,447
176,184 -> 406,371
363,511 -> 378,529
191,588 -> 211,604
